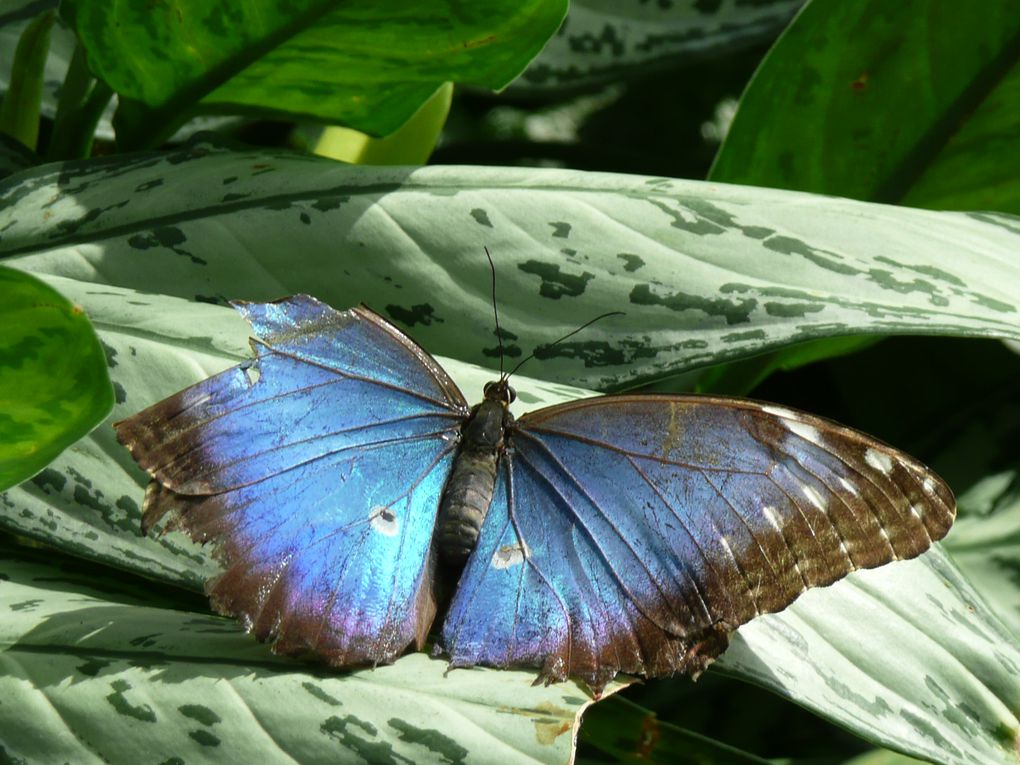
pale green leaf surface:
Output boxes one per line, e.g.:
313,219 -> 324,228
843,750 -> 926,765
719,547 -> 1020,765
513,0 -> 803,92
0,543 -> 609,765
0,284 -> 1016,765
944,471 -> 1020,639
2,139 -> 1019,391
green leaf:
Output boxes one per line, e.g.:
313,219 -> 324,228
653,335 -> 882,396
580,695 -> 772,764
3,142 -> 1019,763
60,0 -> 567,149
0,267 -> 112,491
0,540 -> 615,765
2,137 -> 1019,392
842,750 -> 927,765
513,0 -> 802,93
718,547 -> 1020,765
313,82 -> 453,165
0,9 -> 53,150
710,0 -> 1020,214
0,282 -> 1016,765
944,471 -> 1020,638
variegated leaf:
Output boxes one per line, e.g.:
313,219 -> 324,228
0,287 -> 1016,765
513,0 -> 803,92
2,138 -> 1018,391
719,547 -> 1020,765
0,542 -> 609,765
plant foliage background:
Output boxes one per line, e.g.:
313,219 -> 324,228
1,1 -> 1019,764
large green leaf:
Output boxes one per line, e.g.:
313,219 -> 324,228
2,138 -> 1018,392
0,541 -> 609,765
513,0 -> 802,93
719,547 -> 1020,765
60,0 -> 566,149
0,267 -> 112,491
2,143 -> 1019,762
0,283 -> 1016,765
710,0 -> 1020,214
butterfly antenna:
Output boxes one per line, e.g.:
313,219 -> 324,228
484,247 -> 507,380
505,311 -> 625,381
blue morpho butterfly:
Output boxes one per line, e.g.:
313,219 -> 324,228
115,294 -> 955,695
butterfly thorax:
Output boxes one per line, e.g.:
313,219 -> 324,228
436,382 -> 515,566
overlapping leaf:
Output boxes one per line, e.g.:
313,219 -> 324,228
2,138 -> 1018,392
0,267 -> 111,491
61,0 -> 566,148
711,0 -> 1020,214
513,0 -> 803,92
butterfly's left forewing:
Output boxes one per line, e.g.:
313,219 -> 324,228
116,296 -> 468,667
439,395 -> 954,693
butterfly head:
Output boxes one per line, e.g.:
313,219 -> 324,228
483,379 -> 516,407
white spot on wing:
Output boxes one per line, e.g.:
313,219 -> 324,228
923,477 -> 937,495
492,542 -> 528,569
802,485 -> 827,511
719,535 -> 734,558
787,420 -> 823,445
762,505 -> 783,532
762,405 -> 799,420
909,503 -> 924,519
865,448 -> 894,475
838,477 -> 860,496
370,505 -> 399,536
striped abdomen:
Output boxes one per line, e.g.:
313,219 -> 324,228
437,397 -> 511,566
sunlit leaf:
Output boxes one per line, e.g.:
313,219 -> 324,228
711,0 -> 1020,214
0,541 -> 613,765
61,0 -> 566,148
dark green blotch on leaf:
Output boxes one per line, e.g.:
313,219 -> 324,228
470,208 -> 493,227
389,718 -> 468,765
106,679 -> 157,722
630,283 -> 756,325
518,261 -> 594,299
386,303 -> 442,327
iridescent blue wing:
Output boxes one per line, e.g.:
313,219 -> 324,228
439,396 -> 954,693
116,295 -> 468,666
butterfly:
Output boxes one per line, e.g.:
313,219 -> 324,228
115,294 -> 955,695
